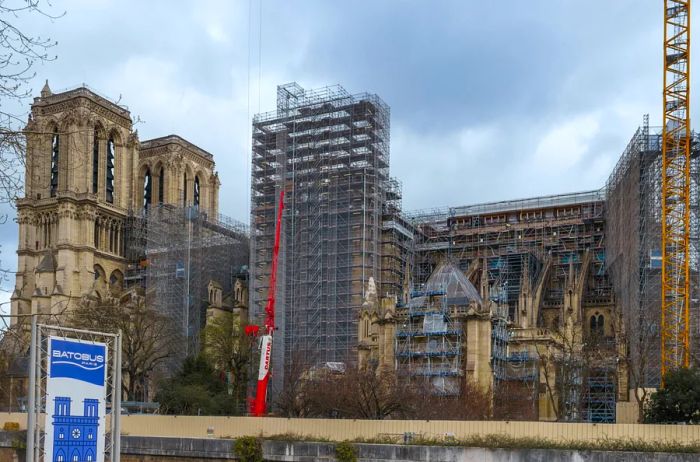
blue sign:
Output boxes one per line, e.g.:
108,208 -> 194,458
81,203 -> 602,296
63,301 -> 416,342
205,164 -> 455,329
51,397 -> 99,462
45,337 -> 108,462
50,339 -> 106,387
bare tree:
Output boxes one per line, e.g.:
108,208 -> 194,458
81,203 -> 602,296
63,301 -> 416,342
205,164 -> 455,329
410,377 -> 492,421
493,379 -> 537,421
0,1 -> 62,279
308,364 -> 415,420
614,311 -> 655,423
69,289 -> 174,401
534,324 -> 587,421
273,350 -> 317,418
0,316 -> 28,411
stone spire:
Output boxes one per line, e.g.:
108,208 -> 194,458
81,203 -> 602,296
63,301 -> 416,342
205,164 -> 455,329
40,80 -> 52,98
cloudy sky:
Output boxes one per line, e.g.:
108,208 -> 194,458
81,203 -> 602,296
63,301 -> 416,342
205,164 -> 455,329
0,0 -> 692,313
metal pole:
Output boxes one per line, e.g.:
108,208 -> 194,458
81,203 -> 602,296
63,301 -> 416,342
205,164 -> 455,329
34,322 -> 43,461
185,212 -> 192,357
25,316 -> 37,462
112,331 -> 122,462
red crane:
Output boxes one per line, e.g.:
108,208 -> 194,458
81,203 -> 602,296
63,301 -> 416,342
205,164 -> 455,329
250,190 -> 284,416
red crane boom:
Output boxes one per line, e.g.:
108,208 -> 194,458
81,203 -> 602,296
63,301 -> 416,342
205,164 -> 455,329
251,190 -> 284,416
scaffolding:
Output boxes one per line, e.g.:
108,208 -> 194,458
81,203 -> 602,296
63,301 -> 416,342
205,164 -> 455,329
124,204 -> 249,367
582,364 -> 617,423
251,83 -> 409,392
395,262 -> 481,396
407,190 -> 612,327
406,189 -> 615,421
606,117 -> 700,388
380,203 -> 415,302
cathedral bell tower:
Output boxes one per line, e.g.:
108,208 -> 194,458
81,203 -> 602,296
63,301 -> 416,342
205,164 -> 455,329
11,82 -> 139,319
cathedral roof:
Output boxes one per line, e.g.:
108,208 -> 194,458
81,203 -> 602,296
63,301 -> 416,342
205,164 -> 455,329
35,253 -> 57,273
408,260 -> 482,308
33,84 -> 132,122
139,134 -> 214,162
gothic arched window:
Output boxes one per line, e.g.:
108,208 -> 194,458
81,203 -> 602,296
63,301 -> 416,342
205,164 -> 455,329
158,167 -> 164,204
92,127 -> 99,194
106,137 -> 115,203
194,175 -> 200,207
50,127 -> 59,197
143,169 -> 152,209
590,314 -> 605,337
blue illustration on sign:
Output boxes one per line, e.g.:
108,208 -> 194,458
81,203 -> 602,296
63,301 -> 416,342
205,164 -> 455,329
51,397 -> 99,462
50,339 -> 106,387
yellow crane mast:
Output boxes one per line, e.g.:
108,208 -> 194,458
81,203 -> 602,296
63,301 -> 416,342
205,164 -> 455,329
661,0 -> 692,381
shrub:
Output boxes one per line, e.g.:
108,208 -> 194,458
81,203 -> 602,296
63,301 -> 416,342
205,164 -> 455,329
234,436 -> 263,462
645,367 -> 700,424
335,441 -> 358,462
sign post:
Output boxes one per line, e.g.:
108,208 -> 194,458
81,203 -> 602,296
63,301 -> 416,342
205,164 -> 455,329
26,324 -> 122,462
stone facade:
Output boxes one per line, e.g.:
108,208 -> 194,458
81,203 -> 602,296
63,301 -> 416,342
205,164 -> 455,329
10,82 -> 222,321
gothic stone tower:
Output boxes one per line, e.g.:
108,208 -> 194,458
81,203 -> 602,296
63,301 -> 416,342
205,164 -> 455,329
11,83 -> 140,318
11,82 -> 225,322
137,135 -> 220,215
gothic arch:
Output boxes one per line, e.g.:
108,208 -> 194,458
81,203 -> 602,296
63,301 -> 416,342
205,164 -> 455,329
138,162 -> 153,210
194,168 -> 208,209
193,173 -> 201,207
154,160 -> 166,204
46,121 -> 61,198
92,122 -> 106,195
105,129 -> 120,204
109,269 -> 124,294
39,116 -> 60,134
57,112 -> 79,132
183,163 -> 195,206
93,264 -> 106,283
107,127 -> 123,145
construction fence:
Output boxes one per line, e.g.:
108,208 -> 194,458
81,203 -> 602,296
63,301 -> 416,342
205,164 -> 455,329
1,413 -> 698,445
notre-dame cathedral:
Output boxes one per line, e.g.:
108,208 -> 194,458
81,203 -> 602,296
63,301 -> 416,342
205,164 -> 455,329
11,82 -> 247,333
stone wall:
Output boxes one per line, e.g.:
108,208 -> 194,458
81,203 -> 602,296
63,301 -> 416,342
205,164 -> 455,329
1,432 -> 698,462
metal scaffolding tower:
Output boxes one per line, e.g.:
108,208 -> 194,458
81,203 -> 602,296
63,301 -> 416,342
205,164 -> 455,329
251,83 -> 404,392
606,119 -> 700,388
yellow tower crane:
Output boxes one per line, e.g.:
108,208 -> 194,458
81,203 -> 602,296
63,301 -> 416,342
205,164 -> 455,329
661,0 -> 692,381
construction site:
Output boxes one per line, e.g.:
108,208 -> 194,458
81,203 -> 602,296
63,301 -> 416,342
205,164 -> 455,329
2,0 -> 698,429
124,204 -> 249,366
253,84 -> 697,424
251,82 -> 621,421
247,2 -> 698,424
